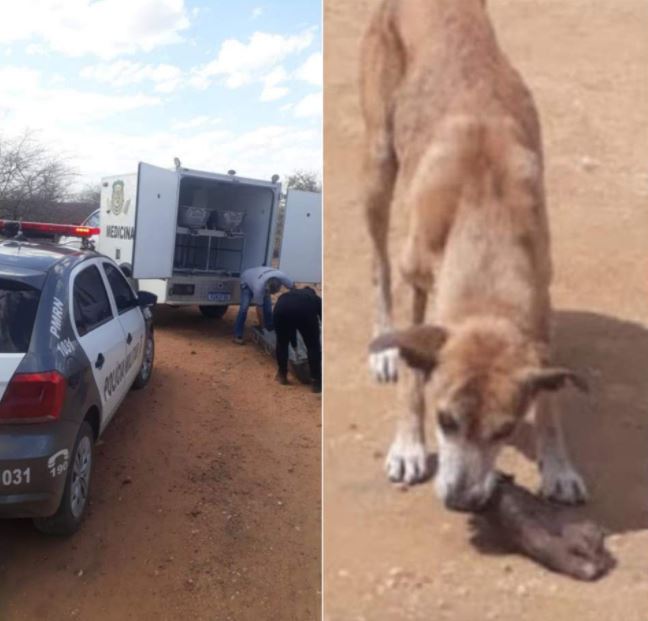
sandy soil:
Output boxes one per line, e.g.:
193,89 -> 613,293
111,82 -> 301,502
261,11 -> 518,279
0,306 -> 321,621
324,1 -> 648,619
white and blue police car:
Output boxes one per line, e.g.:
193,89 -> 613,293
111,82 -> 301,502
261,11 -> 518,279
0,220 -> 156,535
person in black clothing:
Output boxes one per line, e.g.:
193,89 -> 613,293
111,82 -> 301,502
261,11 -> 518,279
273,287 -> 322,393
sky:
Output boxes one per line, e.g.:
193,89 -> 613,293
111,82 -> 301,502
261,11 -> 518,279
0,0 -> 322,191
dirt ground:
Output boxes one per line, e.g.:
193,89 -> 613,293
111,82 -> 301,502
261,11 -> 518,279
324,1 -> 648,619
0,306 -> 321,621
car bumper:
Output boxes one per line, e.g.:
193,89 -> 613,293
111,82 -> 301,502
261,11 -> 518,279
0,420 -> 78,518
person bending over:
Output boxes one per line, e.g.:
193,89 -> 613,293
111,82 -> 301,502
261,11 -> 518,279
233,266 -> 294,344
273,287 -> 321,393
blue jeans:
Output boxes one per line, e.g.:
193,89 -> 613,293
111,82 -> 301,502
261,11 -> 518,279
234,284 -> 274,338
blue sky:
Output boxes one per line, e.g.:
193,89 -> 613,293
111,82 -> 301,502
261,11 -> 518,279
0,0 -> 322,190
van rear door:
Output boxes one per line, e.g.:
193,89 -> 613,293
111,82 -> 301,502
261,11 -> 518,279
132,163 -> 180,279
279,189 -> 322,283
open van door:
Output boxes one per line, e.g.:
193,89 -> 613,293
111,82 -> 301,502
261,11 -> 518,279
279,189 -> 322,283
132,162 -> 180,279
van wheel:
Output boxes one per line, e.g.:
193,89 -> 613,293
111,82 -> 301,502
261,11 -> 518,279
199,305 -> 229,319
132,330 -> 154,390
33,422 -> 94,536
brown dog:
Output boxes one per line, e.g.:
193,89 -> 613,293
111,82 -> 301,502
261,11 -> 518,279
361,0 -> 588,511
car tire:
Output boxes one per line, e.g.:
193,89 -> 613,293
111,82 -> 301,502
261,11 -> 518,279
132,329 -> 154,390
199,305 -> 229,319
33,422 -> 94,536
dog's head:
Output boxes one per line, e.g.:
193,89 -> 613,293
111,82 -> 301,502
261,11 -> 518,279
371,322 -> 587,512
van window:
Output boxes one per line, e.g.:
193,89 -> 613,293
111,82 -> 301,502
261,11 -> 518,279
103,263 -> 138,313
0,280 -> 40,353
73,265 -> 113,336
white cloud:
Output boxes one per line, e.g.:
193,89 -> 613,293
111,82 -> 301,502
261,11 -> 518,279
0,66 -> 160,127
0,0 -> 190,59
27,124 -> 321,189
293,92 -> 322,119
252,7 -> 264,19
171,115 -> 221,131
191,28 -> 315,91
81,61 -> 184,93
260,66 -> 289,102
294,52 -> 322,87
26,43 -> 47,56
0,64 -> 320,188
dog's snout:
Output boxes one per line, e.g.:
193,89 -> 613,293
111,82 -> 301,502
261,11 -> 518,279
444,494 -> 487,513
441,477 -> 495,513
443,489 -> 484,513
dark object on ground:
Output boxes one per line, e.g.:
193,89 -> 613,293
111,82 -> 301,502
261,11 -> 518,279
477,474 -> 615,581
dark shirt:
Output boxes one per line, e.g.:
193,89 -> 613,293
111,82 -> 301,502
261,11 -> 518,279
273,288 -> 321,321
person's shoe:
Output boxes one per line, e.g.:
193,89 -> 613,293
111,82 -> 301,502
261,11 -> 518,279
275,372 -> 289,385
311,381 -> 321,394
233,336 -> 244,345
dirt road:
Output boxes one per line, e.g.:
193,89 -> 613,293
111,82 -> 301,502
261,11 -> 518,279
324,1 -> 648,619
0,307 -> 321,621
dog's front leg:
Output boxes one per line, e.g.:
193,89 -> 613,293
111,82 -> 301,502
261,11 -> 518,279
386,367 -> 429,484
364,135 -> 399,382
533,393 -> 588,504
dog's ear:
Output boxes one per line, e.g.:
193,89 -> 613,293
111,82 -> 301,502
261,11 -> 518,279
519,367 -> 589,396
370,325 -> 448,375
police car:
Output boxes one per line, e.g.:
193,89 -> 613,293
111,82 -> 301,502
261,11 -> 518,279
0,220 -> 156,535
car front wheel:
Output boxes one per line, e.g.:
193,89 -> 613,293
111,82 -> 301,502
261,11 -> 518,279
33,422 -> 94,536
132,329 -> 154,390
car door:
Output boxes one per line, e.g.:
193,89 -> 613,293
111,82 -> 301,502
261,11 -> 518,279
101,261 -> 145,389
132,162 -> 180,279
70,261 -> 127,429
278,189 -> 322,283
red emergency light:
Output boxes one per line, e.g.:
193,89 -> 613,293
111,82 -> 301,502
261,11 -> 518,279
0,219 -> 100,238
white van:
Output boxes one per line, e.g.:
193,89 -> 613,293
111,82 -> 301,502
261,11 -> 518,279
97,162 -> 321,317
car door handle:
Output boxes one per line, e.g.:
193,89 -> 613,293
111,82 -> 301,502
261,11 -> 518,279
95,353 -> 105,369
126,333 -> 133,345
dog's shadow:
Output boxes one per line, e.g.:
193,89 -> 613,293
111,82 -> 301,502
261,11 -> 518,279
468,310 -> 648,555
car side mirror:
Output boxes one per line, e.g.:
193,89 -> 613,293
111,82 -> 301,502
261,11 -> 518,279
137,291 -> 157,308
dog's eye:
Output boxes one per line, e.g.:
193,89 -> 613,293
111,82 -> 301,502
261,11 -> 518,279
490,421 -> 516,442
437,410 -> 459,434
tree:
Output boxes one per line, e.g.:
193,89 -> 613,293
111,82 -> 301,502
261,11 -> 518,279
285,169 -> 322,193
76,183 -> 102,207
0,131 -> 75,220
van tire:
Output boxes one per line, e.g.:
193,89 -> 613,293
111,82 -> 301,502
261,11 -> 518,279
199,305 -> 229,319
132,330 -> 154,390
33,422 -> 94,536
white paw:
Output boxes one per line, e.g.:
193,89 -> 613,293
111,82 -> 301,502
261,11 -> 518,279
369,348 -> 399,383
540,462 -> 589,504
385,439 -> 428,484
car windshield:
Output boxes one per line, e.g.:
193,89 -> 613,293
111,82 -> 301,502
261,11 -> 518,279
84,211 -> 100,228
0,280 -> 41,353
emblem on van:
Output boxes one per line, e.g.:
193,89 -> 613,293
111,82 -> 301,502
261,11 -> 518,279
111,180 -> 130,215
